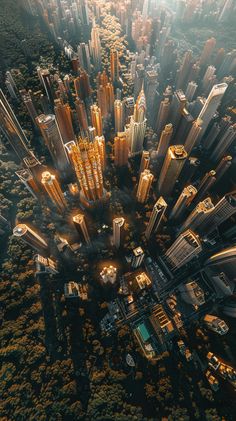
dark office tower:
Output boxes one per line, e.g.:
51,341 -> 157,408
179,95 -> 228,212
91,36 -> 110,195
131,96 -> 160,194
16,169 -> 41,200
79,0 -> 90,25
54,99 -> 75,144
185,81 -> 198,102
36,114 -> 70,175
199,37 -> 216,68
211,124 -> 236,163
165,229 -> 202,271
20,90 -> 38,124
13,223 -> 48,251
215,156 -> 232,181
91,104 -> 103,136
169,90 -> 187,132
156,123 -> 173,165
155,98 -> 170,134
195,170 -> 216,202
114,132 -> 129,167
145,197 -> 167,240
184,118 -> 202,154
77,43 -> 91,73
170,185 -> 197,221
110,49 -> 120,82
180,198 -> 214,233
0,89 -> 31,161
198,192 -> 236,235
218,50 -> 236,79
175,108 -> 194,144
176,50 -> 193,90
158,145 -> 188,197
204,246 -> 236,281
145,70 -> 159,117
123,97 -> 135,124
37,68 -> 54,103
202,66 -> 216,94
197,83 -> 228,140
139,150 -> 150,173
73,214 -> 90,244
134,64 -> 145,99
41,171 -> 67,213
114,99 -> 124,133
180,156 -> 200,186
202,122 -> 221,150
75,98 -> 89,132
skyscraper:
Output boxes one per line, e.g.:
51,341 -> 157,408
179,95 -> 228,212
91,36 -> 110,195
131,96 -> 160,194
41,171 -> 67,213
36,114 -> 70,175
158,145 -> 188,197
156,123 -> 173,164
110,49 -> 120,82
65,138 -> 104,206
113,217 -> 125,248
139,150 -> 150,173
211,124 -> 236,162
114,99 -> 124,132
137,169 -> 154,203
90,104 -> 103,136
94,135 -> 106,171
180,197 -> 214,233
184,118 -> 202,154
73,214 -> 90,244
198,192 -> 236,235
185,81 -> 198,102
204,246 -> 236,281
215,156 -> 232,181
16,169 -> 41,200
114,132 -> 129,167
89,21 -> 102,69
155,98 -> 170,134
170,185 -> 197,220
176,50 -> 193,90
54,99 -> 75,144
20,89 -> 38,124
75,98 -> 89,132
128,87 -> 147,154
13,223 -> 48,251
195,170 -> 216,202
131,246 -> 145,268
145,197 -> 167,240
169,90 -> 187,132
197,83 -> 228,140
199,37 -> 216,67
0,89 -> 31,160
77,42 -> 91,73
165,229 -> 202,271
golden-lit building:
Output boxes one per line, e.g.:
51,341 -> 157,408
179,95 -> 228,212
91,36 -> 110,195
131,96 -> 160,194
128,87 -> 147,154
170,185 -> 197,220
158,145 -> 187,197
90,104 -> 103,136
41,171 -> 67,212
114,99 -> 124,133
73,213 -> 90,244
100,265 -> 117,284
94,135 -> 106,171
65,138 -> 104,205
113,217 -> 125,248
114,132 -> 129,167
13,223 -> 48,251
137,169 -> 154,203
139,150 -> 150,173
54,99 -> 75,143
